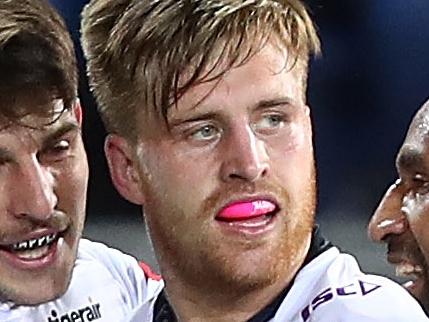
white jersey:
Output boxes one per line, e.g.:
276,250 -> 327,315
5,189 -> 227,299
0,239 -> 164,322
128,247 -> 428,322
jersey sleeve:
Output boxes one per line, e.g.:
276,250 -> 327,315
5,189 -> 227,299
287,250 -> 429,322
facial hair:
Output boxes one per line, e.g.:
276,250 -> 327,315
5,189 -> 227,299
143,165 -> 317,297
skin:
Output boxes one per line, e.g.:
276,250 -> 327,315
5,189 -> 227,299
369,100 -> 429,312
0,99 -> 88,305
107,42 -> 316,321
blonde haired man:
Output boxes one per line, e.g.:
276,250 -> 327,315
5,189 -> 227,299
82,0 -> 427,320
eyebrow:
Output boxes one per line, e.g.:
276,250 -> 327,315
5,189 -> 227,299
255,97 -> 297,109
168,96 -> 298,126
0,122 -> 80,165
396,147 -> 429,176
41,122 -> 80,150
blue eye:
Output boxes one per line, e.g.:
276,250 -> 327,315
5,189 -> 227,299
190,125 -> 220,141
254,114 -> 285,132
265,114 -> 283,127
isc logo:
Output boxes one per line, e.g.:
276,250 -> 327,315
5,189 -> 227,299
300,280 -> 381,321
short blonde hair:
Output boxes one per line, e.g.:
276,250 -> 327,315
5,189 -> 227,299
81,0 -> 320,141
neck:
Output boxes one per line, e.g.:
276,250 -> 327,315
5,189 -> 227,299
164,275 -> 293,322
159,237 -> 313,322
155,229 -> 321,321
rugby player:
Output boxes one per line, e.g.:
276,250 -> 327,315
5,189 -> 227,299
0,1 -> 162,321
369,98 -> 429,314
81,0 -> 428,320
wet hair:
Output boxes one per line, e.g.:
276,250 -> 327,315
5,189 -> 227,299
81,0 -> 320,141
0,0 -> 77,126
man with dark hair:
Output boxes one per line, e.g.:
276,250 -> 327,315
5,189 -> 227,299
81,0 -> 428,321
369,98 -> 429,314
0,1 -> 162,321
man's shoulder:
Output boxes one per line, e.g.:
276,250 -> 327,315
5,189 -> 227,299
76,238 -> 163,285
0,239 -> 164,322
275,248 -> 428,321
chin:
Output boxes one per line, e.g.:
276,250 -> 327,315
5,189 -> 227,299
14,280 -> 69,306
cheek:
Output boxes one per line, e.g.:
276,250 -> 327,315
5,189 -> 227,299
269,124 -> 313,178
268,114 -> 312,154
410,216 -> 429,259
141,153 -> 211,213
56,157 -> 89,208
406,196 -> 429,262
406,193 -> 429,225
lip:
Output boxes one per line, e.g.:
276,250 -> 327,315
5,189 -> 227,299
386,247 -> 423,267
0,237 -> 61,271
387,252 -> 426,292
216,212 -> 279,237
0,228 -> 68,271
386,252 -> 407,265
0,228 -> 63,247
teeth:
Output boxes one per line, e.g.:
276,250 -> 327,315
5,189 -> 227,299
46,234 -> 56,244
38,236 -> 46,247
28,239 -> 37,249
15,245 -> 49,260
11,233 -> 57,252
396,263 -> 423,277
16,241 -> 28,250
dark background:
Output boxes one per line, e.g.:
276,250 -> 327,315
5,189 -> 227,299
48,0 -> 429,278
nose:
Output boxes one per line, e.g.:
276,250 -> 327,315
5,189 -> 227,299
10,157 -> 57,220
220,125 -> 269,182
368,180 -> 408,242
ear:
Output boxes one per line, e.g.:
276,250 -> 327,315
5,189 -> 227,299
104,134 -> 145,205
73,99 -> 83,126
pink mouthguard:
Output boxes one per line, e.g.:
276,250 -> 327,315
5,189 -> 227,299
217,200 -> 276,220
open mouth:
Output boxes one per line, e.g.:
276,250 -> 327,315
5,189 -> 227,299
395,262 -> 426,295
0,233 -> 60,260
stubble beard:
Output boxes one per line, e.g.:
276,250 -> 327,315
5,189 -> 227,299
0,210 -> 79,305
144,168 -> 317,299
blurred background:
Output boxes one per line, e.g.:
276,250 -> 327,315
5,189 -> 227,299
49,0 -> 429,281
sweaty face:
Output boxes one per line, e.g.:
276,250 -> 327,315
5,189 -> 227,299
0,100 -> 88,305
132,43 -> 316,294
369,102 -> 429,312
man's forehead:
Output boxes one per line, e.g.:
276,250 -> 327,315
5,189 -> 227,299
0,105 -> 76,137
407,101 -> 429,139
17,98 -> 68,123
396,112 -> 429,173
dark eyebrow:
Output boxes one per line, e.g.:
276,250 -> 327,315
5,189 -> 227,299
396,146 -> 428,176
41,122 -> 80,149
